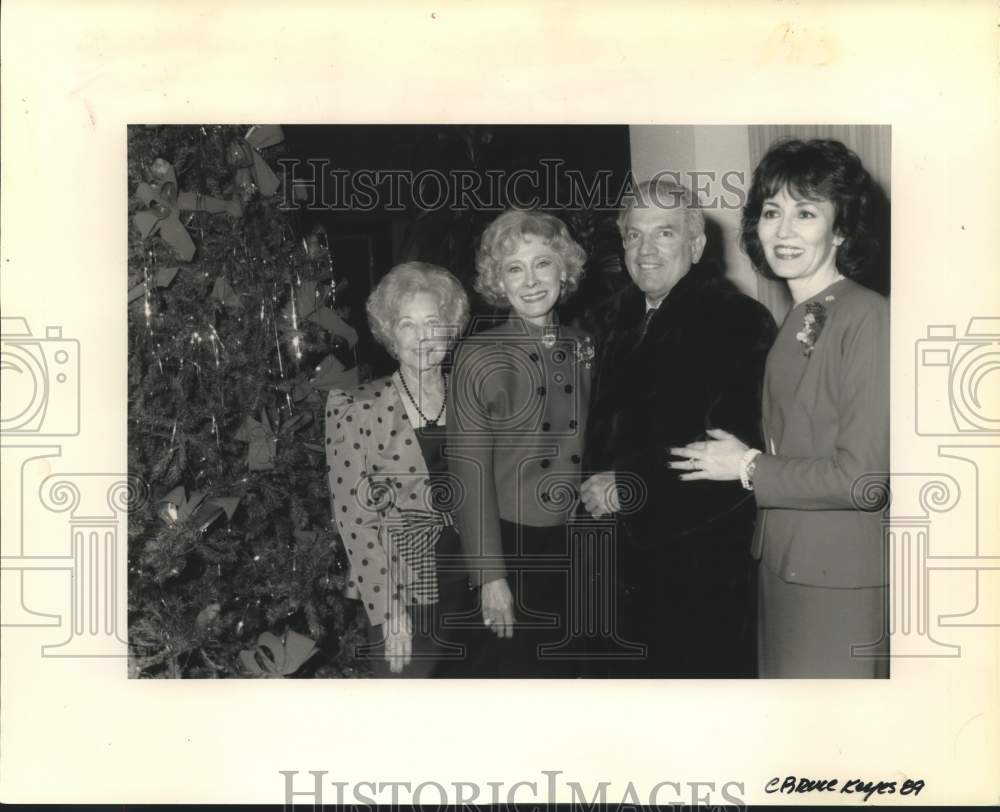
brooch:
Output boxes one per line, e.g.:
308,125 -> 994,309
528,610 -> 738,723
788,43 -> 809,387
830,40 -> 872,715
541,325 -> 558,349
575,336 -> 595,369
795,302 -> 828,357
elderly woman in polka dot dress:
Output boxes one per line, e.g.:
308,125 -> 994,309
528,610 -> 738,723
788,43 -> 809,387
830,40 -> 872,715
448,210 -> 592,677
326,261 -> 474,677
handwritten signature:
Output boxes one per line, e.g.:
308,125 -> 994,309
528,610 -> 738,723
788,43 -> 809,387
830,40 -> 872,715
766,776 -> 925,802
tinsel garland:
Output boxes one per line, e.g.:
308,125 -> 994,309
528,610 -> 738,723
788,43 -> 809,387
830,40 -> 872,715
127,125 -> 367,678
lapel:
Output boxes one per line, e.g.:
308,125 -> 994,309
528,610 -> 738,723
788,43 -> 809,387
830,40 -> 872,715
787,303 -> 819,407
606,287 -> 646,364
790,279 -> 848,407
766,279 -> 848,454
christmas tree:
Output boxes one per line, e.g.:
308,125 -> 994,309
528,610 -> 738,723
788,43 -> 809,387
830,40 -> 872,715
127,125 -> 368,677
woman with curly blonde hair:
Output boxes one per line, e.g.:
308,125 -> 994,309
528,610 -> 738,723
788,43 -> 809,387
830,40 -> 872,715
448,209 -> 593,677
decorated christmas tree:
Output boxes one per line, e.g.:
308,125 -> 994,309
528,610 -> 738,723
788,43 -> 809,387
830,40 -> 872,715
127,125 -> 368,677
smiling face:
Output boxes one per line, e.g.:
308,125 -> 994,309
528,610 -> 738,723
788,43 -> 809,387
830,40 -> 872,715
499,236 -> 566,325
622,204 -> 706,302
392,291 -> 450,375
757,185 -> 843,288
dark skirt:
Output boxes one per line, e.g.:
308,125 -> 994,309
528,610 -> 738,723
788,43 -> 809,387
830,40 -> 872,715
460,519 -> 580,678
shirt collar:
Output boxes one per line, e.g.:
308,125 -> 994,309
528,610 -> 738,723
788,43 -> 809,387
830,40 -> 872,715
505,312 -> 560,336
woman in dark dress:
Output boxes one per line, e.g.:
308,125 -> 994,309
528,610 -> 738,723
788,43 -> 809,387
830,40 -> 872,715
448,209 -> 592,677
669,139 -> 890,677
326,261 -> 476,677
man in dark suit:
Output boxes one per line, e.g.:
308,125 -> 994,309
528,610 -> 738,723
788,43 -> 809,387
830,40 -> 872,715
580,178 -> 776,677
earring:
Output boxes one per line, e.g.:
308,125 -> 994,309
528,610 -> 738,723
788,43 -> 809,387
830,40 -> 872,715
559,278 -> 567,290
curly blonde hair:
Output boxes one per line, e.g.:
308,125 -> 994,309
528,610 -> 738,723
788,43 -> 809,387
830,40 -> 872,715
474,210 -> 587,307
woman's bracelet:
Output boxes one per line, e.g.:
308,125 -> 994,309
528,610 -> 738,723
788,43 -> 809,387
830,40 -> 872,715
739,448 -> 763,491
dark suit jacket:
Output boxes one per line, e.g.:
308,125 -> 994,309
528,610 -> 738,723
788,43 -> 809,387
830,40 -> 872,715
586,268 -> 777,550
751,278 -> 889,588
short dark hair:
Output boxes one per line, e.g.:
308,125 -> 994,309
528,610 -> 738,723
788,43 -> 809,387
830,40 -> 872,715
740,138 -> 878,280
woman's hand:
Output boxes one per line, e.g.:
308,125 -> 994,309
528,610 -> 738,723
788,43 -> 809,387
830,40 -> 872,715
480,578 -> 515,639
668,428 -> 748,481
580,471 -> 621,518
382,605 -> 413,674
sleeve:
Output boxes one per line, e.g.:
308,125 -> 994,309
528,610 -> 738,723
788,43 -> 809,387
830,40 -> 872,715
616,296 -> 776,538
753,297 -> 889,510
446,340 -> 507,587
325,389 -> 393,625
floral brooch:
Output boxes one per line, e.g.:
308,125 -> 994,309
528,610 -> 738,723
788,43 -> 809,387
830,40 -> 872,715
575,335 -> 596,369
795,295 -> 835,356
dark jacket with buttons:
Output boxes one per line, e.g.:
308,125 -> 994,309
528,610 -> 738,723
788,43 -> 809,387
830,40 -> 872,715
447,315 -> 593,585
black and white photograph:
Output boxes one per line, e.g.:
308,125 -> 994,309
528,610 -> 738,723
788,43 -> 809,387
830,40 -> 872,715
2,1 -> 997,807
126,123 -> 892,680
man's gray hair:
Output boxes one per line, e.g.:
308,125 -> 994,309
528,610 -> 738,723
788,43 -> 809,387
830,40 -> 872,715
617,176 -> 706,239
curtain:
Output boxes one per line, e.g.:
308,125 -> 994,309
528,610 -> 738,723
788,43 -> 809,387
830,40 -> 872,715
747,125 -> 891,323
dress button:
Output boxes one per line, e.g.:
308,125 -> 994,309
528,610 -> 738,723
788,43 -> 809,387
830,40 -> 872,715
571,454 -> 581,464
542,422 -> 550,431
541,459 -> 551,468
529,352 -> 539,362
537,386 -> 546,396
553,350 -> 566,363
569,420 -> 577,429
564,384 -> 573,394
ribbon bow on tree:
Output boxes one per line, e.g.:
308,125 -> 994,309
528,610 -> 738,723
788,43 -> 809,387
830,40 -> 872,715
286,280 -> 359,345
133,158 -> 243,261
157,485 -> 240,533
127,266 -> 179,311
235,411 -> 278,471
239,630 -> 317,677
309,354 -> 360,393
227,125 -> 285,198
211,277 -> 243,309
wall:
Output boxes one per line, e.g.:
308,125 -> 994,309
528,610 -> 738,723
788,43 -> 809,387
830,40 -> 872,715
628,125 -> 757,299
630,125 -> 892,321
